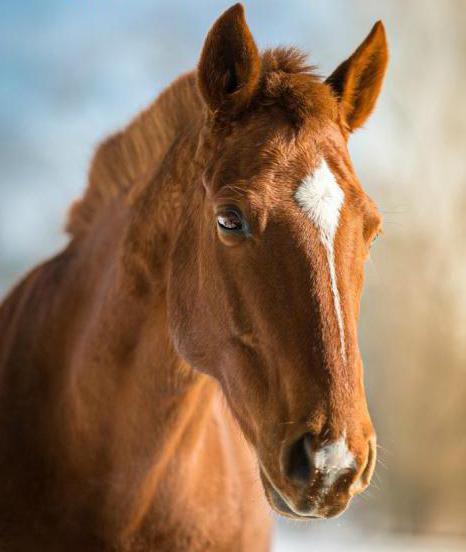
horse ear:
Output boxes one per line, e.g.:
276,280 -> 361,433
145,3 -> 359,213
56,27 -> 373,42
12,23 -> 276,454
326,21 -> 388,133
197,3 -> 260,115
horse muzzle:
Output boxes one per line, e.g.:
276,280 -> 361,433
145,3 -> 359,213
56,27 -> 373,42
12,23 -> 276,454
259,432 -> 376,519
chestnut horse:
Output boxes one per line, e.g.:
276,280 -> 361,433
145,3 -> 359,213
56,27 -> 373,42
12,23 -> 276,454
0,4 -> 388,551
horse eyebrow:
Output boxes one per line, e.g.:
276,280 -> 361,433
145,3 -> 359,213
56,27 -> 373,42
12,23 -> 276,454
215,184 -> 250,199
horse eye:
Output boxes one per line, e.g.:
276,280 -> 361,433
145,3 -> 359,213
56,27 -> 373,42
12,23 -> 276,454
217,211 -> 243,232
371,232 -> 380,247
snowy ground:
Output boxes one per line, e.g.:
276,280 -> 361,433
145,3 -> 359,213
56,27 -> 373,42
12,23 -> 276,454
273,522 -> 466,552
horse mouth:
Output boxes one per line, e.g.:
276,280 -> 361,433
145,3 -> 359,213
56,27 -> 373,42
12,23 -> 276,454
259,467 -> 322,520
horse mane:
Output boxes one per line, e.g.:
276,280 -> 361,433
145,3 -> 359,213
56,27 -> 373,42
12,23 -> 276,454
66,71 -> 203,238
66,48 -> 335,238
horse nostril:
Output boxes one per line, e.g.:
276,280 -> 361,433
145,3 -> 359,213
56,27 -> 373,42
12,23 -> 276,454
285,433 -> 313,484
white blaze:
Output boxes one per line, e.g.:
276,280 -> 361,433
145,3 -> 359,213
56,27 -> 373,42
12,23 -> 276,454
295,159 -> 346,362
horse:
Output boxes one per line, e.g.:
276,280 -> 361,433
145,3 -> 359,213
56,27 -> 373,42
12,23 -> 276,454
0,4 -> 388,550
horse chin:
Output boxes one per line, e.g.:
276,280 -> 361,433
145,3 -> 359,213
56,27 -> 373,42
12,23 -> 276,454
259,467 -> 348,521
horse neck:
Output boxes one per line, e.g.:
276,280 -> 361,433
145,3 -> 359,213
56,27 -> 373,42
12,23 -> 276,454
60,107 -> 219,503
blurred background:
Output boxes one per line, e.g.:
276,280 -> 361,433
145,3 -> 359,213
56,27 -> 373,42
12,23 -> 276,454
1,1 -> 465,550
